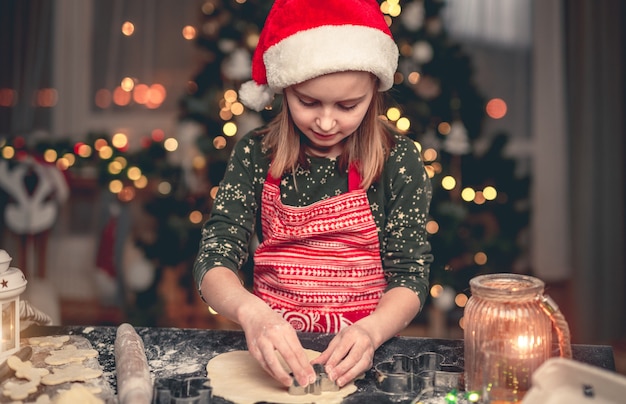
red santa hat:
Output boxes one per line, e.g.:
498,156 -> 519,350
239,0 -> 399,111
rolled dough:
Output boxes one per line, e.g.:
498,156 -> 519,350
206,350 -> 357,404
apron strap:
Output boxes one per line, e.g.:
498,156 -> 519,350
347,163 -> 361,191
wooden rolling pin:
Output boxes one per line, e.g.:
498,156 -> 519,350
115,323 -> 153,404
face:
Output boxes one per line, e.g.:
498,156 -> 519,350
284,71 -> 376,158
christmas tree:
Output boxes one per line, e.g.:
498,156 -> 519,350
179,0 -> 530,322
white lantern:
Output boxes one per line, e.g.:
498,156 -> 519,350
0,250 -> 27,360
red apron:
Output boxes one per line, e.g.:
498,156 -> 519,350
253,164 -> 387,333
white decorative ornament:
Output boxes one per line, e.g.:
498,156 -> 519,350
122,239 -> 155,292
170,121 -> 204,192
443,121 -> 471,155
419,128 -> 442,151
222,48 -> 252,81
0,160 -> 69,235
401,1 -> 425,32
217,38 -> 237,53
432,285 -> 456,312
412,40 -> 434,64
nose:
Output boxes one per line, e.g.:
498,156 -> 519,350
315,110 -> 336,132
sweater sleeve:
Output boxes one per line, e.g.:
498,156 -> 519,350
192,133 -> 266,293
379,135 -> 433,309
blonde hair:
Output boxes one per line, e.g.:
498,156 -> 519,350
260,92 -> 395,189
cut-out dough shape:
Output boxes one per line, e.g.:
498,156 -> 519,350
28,393 -> 52,404
2,379 -> 40,400
41,364 -> 103,385
28,335 -> 70,348
44,345 -> 99,365
206,349 -> 357,404
61,382 -> 102,395
7,355 -> 50,382
54,384 -> 104,404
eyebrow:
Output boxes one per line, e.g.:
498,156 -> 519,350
291,88 -> 367,104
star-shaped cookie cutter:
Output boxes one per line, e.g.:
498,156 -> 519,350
288,363 -> 339,395
374,352 -> 463,395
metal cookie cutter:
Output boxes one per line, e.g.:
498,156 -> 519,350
374,352 -> 463,396
153,376 -> 212,403
288,363 -> 340,395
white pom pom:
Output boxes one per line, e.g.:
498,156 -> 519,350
238,81 -> 274,112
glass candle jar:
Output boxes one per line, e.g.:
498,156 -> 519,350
463,274 -> 553,395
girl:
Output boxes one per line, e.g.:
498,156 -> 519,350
193,0 -> 432,390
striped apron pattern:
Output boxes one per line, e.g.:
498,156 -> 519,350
253,164 -> 386,333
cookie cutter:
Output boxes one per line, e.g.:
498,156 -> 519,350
153,376 -> 212,403
288,363 -> 339,395
374,352 -> 463,396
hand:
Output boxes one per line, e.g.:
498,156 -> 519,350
199,268 -> 316,388
241,306 -> 316,388
312,324 -> 376,387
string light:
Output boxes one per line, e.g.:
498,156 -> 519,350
182,25 -> 196,40
109,179 -> 123,194
474,252 -> 488,265
474,191 -> 486,205
121,77 -> 135,92
223,122 -> 237,137
430,284 -> 443,298
36,88 -> 58,107
189,210 -> 203,224
461,187 -> 475,202
112,133 -> 129,149
164,138 -> 178,152
422,148 -> 437,162
483,186 -> 497,200
62,153 -> 76,167
441,175 -> 456,190
127,166 -> 142,181
213,136 -> 227,150
121,21 -> 135,36
0,88 -> 17,107
99,146 -> 114,159
407,71 -> 421,84
455,293 -> 468,307
426,220 -> 439,234
134,176 -> 148,189
158,181 -> 172,195
438,122 -> 451,135
386,107 -> 401,121
56,158 -> 70,171
486,98 -> 507,119
151,129 -> 165,142
209,186 -> 219,199
108,161 -> 124,175
396,117 -> 410,131
43,149 -> 57,163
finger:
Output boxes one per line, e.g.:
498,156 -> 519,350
258,341 -> 295,387
332,347 -> 373,387
276,336 -> 316,387
324,334 -> 353,370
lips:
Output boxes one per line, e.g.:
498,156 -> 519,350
312,131 -> 337,139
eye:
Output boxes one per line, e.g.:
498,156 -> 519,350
338,103 -> 358,111
297,98 -> 318,107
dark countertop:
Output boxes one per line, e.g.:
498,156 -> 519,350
22,325 -> 616,404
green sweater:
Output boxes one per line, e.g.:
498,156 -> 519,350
193,130 -> 433,308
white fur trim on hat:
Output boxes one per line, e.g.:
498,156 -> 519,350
238,80 -> 275,112
264,25 -> 398,94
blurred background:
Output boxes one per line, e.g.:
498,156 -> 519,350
0,0 -> 624,371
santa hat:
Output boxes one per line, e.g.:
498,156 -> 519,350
239,0 -> 399,111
